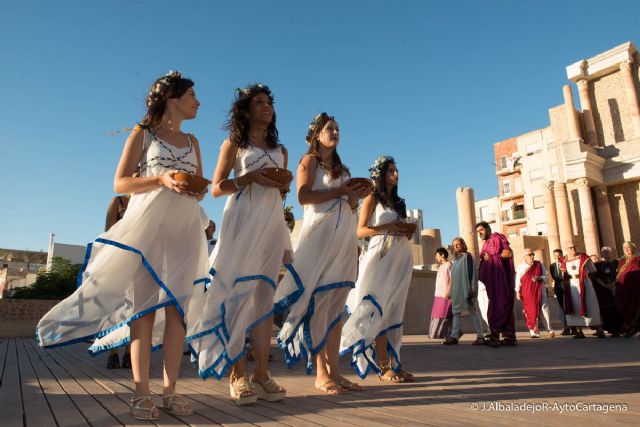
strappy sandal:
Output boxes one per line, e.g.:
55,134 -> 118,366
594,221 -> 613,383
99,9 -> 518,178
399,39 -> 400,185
129,395 -> 160,420
315,379 -> 345,395
229,375 -> 258,406
397,369 -> 415,383
378,361 -> 404,383
251,372 -> 286,402
338,377 -> 365,391
162,392 -> 193,416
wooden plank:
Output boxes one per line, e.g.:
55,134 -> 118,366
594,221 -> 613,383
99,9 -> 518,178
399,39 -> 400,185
16,338 -> 58,426
42,344 -> 139,427
30,341 -> 125,427
0,338 -> 9,385
23,339 -> 89,427
0,339 -> 24,427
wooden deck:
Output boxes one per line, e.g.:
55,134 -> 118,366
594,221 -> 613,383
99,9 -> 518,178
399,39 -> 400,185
1,333 -> 638,426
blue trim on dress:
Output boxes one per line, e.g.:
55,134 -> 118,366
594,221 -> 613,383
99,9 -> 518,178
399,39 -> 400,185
77,242 -> 93,288
38,237 -> 196,355
274,263 -> 304,315
188,262 -> 305,381
363,294 -> 383,317
339,293 -> 405,379
277,280 -> 354,373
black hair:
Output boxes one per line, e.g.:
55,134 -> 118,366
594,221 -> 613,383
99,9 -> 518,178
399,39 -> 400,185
435,247 -> 449,259
225,83 -> 279,149
140,71 -> 194,131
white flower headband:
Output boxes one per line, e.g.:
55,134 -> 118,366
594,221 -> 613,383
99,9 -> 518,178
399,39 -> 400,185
368,155 -> 394,179
146,70 -> 182,106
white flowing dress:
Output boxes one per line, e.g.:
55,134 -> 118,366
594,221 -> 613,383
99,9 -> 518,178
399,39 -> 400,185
565,258 -> 602,327
275,166 -> 357,372
186,143 -> 298,380
37,129 -> 210,354
340,202 -> 413,378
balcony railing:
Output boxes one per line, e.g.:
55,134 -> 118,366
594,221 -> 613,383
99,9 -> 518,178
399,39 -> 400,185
501,210 -> 526,222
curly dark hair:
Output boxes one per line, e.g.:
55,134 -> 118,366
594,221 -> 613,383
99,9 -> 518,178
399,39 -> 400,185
305,113 -> 350,179
140,71 -> 194,131
372,157 -> 406,218
224,84 -> 279,149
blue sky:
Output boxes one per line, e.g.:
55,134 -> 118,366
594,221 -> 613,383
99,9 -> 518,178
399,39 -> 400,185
2,0 -> 639,251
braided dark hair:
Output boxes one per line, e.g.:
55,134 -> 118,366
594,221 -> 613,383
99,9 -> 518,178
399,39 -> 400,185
140,71 -> 194,131
371,156 -> 406,218
224,84 -> 279,149
305,113 -> 350,179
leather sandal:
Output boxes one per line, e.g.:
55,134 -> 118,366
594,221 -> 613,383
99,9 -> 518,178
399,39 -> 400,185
315,379 -> 345,394
251,372 -> 286,402
378,360 -> 404,383
397,369 -> 415,383
130,395 -> 160,420
229,375 -> 258,406
162,392 -> 193,416
338,377 -> 365,391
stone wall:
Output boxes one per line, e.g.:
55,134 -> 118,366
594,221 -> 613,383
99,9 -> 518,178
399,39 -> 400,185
590,69 -> 637,146
608,179 -> 640,253
0,299 -> 60,337
403,268 -> 564,335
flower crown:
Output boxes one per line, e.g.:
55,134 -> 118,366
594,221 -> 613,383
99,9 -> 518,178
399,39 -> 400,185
368,155 -> 394,179
146,70 -> 182,106
235,83 -> 269,99
308,113 -> 326,131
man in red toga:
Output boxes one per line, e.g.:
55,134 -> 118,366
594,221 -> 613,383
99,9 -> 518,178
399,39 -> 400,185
515,248 -> 554,338
476,222 -> 517,347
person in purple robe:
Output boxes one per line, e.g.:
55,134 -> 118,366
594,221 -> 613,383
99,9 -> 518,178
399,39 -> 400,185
476,221 -> 517,347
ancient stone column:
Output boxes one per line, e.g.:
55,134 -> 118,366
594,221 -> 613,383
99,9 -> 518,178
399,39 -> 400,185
563,85 -> 582,141
456,187 -> 479,260
619,60 -> 640,138
542,181 -> 561,253
421,228 -> 442,265
576,178 -> 600,256
594,185 -> 618,257
553,182 -> 574,250
576,79 -> 599,146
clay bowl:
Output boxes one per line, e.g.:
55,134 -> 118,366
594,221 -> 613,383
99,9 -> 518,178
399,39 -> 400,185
347,177 -> 373,192
262,167 -> 293,186
173,172 -> 212,193
397,222 -> 418,235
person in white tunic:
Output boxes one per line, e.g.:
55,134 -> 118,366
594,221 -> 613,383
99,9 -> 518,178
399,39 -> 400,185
561,244 -> 604,339
275,113 -> 370,395
514,249 -> 554,338
340,155 -> 415,383
186,84 -> 295,406
37,71 -> 210,420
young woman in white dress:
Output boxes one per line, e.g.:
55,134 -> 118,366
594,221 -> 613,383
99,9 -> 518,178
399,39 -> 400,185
275,113 -> 369,394
37,71 -> 210,420
186,84 -> 295,405
340,155 -> 416,383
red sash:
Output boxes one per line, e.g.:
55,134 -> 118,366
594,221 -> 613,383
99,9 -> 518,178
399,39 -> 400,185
561,254 -> 589,316
520,261 -> 543,330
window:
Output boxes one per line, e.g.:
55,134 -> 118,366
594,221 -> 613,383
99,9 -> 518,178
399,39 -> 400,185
530,168 -> 544,181
514,178 -> 522,193
479,206 -> 490,222
527,143 -> 541,154
533,195 -> 544,209
500,155 -> 508,170
502,180 -> 511,195
537,223 -> 547,235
